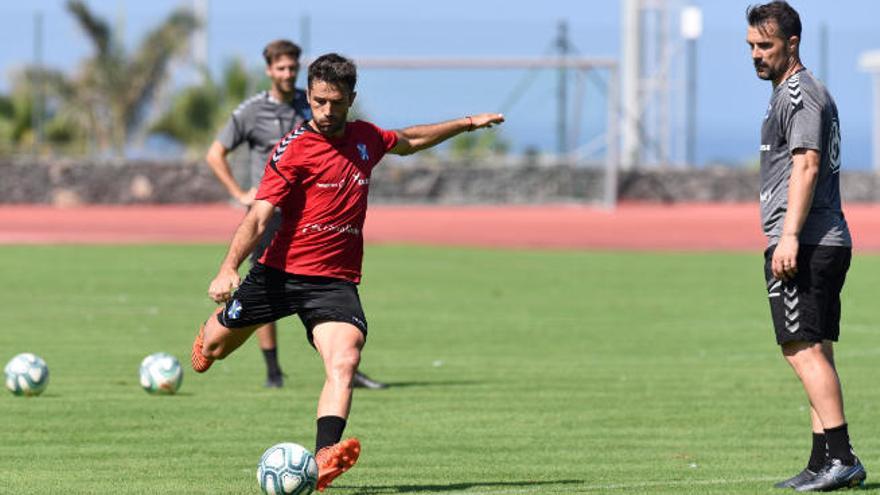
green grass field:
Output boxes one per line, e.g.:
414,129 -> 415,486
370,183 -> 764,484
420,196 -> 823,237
1,244 -> 879,494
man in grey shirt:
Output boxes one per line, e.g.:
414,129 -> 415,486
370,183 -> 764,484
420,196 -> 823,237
205,40 -> 388,390
747,2 -> 865,491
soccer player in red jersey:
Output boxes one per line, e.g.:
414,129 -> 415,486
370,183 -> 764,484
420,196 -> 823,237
191,53 -> 503,491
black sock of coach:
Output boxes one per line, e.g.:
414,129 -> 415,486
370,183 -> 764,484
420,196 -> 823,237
316,416 -> 347,453
825,423 -> 856,465
807,432 -> 828,472
262,348 -> 281,378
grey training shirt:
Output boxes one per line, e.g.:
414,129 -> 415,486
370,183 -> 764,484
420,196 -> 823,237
217,89 -> 311,187
759,69 -> 851,247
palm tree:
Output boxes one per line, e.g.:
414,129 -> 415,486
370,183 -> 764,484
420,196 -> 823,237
449,130 -> 511,162
0,67 -> 87,155
150,58 -> 252,155
58,0 -> 199,156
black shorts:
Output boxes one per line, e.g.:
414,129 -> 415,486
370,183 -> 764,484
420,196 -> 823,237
216,263 -> 368,344
764,244 -> 851,345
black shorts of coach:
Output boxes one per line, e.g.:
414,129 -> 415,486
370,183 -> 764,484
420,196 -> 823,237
216,263 -> 368,345
764,244 -> 851,345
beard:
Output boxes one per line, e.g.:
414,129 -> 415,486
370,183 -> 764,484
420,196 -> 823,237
314,118 -> 346,136
754,62 -> 780,81
276,80 -> 295,94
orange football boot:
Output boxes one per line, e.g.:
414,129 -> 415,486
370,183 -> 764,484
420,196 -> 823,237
190,323 -> 214,373
315,437 -> 361,492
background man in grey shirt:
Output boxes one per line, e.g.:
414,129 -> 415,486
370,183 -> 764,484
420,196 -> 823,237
205,40 -> 387,390
747,2 -> 865,491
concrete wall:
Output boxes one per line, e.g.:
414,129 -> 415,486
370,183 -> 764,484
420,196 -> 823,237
2,160 -> 878,205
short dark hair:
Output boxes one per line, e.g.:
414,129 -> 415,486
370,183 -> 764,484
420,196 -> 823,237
263,39 -> 301,65
746,1 -> 802,40
308,53 -> 357,94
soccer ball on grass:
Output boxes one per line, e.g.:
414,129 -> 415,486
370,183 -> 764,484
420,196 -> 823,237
139,352 -> 183,395
257,442 -> 318,495
4,353 -> 49,396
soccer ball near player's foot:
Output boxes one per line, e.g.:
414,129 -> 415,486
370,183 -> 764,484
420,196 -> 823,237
139,352 -> 183,395
257,443 -> 318,495
4,353 -> 49,396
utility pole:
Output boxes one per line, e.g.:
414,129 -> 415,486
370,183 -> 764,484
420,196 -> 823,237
192,0 -> 209,77
32,10 -> 44,153
556,20 -> 569,157
819,22 -> 829,84
300,14 -> 311,58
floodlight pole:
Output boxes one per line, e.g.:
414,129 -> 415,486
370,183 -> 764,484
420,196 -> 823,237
621,0 -> 641,169
681,6 -> 702,167
605,66 -> 621,210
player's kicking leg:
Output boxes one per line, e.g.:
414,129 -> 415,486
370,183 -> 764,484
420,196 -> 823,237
193,263 -> 291,373
191,306 -> 260,372
311,321 -> 364,492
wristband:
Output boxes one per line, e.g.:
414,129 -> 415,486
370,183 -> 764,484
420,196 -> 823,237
466,116 -> 475,132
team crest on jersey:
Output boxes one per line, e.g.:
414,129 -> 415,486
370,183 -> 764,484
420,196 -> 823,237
356,143 -> 369,161
226,299 -> 242,320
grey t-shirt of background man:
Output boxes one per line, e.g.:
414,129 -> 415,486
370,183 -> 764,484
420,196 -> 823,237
759,69 -> 851,247
217,89 -> 311,188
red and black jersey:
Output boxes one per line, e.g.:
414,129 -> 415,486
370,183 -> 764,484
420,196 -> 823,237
255,120 -> 398,283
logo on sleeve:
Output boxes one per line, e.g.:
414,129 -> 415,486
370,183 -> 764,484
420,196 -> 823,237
787,73 -> 803,110
829,119 -> 841,174
356,143 -> 369,161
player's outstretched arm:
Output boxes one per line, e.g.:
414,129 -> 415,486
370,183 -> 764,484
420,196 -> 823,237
208,200 -> 275,303
389,113 -> 505,156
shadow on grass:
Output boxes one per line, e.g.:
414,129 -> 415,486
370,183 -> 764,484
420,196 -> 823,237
365,380 -> 485,389
339,479 -> 583,494
860,482 -> 880,491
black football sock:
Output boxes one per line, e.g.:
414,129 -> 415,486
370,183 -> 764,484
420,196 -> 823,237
825,423 -> 856,465
807,432 -> 827,472
261,348 -> 281,378
316,416 -> 347,453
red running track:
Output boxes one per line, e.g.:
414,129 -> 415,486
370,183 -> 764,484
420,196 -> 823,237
1,203 -> 879,252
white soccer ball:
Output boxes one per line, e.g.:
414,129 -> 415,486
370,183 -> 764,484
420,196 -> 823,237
139,352 -> 183,395
4,353 -> 49,396
257,442 -> 318,495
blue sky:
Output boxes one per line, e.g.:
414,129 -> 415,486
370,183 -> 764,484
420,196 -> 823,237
2,0 -> 880,168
